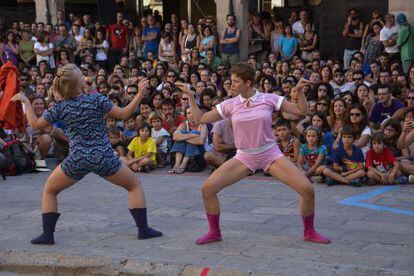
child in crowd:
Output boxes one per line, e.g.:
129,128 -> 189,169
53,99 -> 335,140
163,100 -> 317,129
123,114 -> 138,143
126,123 -> 157,172
275,119 -> 300,163
366,132 -> 407,185
108,127 -> 126,158
149,112 -> 170,168
297,126 -> 327,181
310,112 -> 334,163
323,125 -> 366,186
382,119 -> 409,160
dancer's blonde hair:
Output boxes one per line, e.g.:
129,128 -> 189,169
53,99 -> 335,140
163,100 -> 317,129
51,64 -> 82,100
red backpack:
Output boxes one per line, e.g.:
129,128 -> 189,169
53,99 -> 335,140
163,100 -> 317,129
0,140 -> 35,179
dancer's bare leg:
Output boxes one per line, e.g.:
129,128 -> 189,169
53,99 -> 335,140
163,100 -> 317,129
267,157 -> 330,244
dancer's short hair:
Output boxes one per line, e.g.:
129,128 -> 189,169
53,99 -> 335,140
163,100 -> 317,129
52,64 -> 83,100
230,62 -> 255,84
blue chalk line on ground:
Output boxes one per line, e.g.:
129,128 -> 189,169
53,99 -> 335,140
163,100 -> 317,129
339,186 -> 414,216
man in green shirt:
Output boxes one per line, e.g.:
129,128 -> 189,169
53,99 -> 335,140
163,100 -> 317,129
396,13 -> 414,73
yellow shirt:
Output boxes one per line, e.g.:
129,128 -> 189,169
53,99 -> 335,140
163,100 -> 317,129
128,137 -> 157,165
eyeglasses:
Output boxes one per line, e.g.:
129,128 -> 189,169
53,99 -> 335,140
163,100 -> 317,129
317,102 -> 328,106
350,113 -> 361,117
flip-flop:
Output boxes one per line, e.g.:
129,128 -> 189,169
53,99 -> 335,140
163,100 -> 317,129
168,167 -> 179,174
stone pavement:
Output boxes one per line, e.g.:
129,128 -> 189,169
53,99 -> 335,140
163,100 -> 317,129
0,163 -> 414,275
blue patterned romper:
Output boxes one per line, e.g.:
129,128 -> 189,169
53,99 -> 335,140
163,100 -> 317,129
44,94 -> 122,180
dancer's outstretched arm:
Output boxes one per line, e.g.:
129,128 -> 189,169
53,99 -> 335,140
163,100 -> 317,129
11,92 -> 51,130
108,79 -> 149,120
175,82 -> 221,125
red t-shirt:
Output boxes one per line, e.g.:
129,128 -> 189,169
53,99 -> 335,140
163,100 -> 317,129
162,115 -> 186,134
365,147 -> 396,173
107,24 -> 129,50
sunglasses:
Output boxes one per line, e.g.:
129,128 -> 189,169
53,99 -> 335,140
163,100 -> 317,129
353,77 -> 362,81
217,68 -> 225,71
127,91 -> 137,95
350,113 -> 361,117
167,75 -> 175,78
407,97 -> 414,100
182,98 -> 189,101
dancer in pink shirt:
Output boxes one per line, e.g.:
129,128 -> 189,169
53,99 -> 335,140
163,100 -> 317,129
175,62 -> 330,245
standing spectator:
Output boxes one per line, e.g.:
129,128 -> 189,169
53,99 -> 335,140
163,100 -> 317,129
362,22 -> 383,74
56,10 -> 71,30
107,12 -> 129,68
361,11 -> 384,49
158,32 -> 177,70
380,14 -> 400,64
34,32 -> 55,69
129,27 -> 145,61
142,14 -> 161,58
279,25 -> 299,61
248,12 -> 265,58
271,20 -> 284,60
180,23 -> 200,63
300,22 -> 318,62
54,24 -> 77,63
342,9 -> 364,69
95,30 -> 109,72
199,26 -> 216,59
220,14 -> 240,69
396,14 -> 414,73
292,10 -> 311,38
19,30 -> 35,68
1,30 -> 19,66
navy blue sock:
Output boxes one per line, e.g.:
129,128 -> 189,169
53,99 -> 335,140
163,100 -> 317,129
129,208 -> 163,239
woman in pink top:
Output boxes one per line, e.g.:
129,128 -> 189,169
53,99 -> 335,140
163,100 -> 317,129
175,62 -> 330,245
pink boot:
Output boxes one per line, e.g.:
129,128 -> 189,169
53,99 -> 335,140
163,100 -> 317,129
302,213 -> 330,244
196,213 -> 222,245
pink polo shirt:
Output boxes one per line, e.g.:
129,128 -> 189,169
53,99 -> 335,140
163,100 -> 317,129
216,91 -> 284,154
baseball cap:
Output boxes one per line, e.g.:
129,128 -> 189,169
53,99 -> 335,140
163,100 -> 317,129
396,13 -> 408,25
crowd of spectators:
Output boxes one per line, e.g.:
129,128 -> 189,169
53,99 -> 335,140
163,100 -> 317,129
1,7 -> 414,186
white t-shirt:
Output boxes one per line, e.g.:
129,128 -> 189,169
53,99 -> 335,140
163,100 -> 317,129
151,127 -> 170,153
360,126 -> 372,157
380,25 -> 400,54
292,21 -> 305,35
95,40 -> 109,61
330,81 -> 356,97
34,42 -> 55,68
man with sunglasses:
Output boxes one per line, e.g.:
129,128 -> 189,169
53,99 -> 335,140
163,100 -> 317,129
370,85 -> 404,129
392,90 -> 414,121
330,69 -> 355,97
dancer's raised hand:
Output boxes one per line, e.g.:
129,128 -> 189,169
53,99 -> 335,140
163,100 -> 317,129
10,91 -> 29,103
137,78 -> 149,97
174,82 -> 192,96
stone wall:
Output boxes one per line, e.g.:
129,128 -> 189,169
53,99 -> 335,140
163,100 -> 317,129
389,0 -> 414,24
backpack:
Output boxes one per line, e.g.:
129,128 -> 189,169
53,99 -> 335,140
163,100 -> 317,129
0,140 -> 36,177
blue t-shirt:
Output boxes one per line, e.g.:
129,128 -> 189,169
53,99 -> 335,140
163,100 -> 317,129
280,35 -> 299,58
300,144 -> 327,166
333,144 -> 364,171
123,129 -> 137,139
143,26 -> 161,55
369,99 -> 404,124
322,131 -> 334,162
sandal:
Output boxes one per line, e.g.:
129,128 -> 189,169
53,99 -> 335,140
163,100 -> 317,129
168,167 -> 179,174
175,167 -> 186,174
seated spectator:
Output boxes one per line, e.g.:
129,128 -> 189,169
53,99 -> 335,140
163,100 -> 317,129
323,125 -> 366,186
297,126 -> 327,181
369,85 -> 404,129
108,127 -> 127,159
329,69 -> 355,97
366,132 -> 407,185
275,119 -> 300,163
383,118 -> 409,160
202,49 -> 221,72
149,112 -> 170,168
161,98 -> 186,136
169,108 -> 208,174
126,123 -> 157,172
204,118 -> 235,169
122,114 -> 138,143
309,112 -> 334,163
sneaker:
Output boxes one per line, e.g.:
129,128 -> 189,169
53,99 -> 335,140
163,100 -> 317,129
409,175 -> 414,184
366,178 -> 378,186
394,176 -> 408,185
349,179 -> 362,187
311,176 -> 323,183
327,178 -> 339,186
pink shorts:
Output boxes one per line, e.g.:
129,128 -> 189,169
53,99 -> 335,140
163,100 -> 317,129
234,145 -> 284,173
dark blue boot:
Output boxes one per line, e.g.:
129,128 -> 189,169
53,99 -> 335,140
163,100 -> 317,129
129,208 -> 163,239
31,212 -> 60,245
